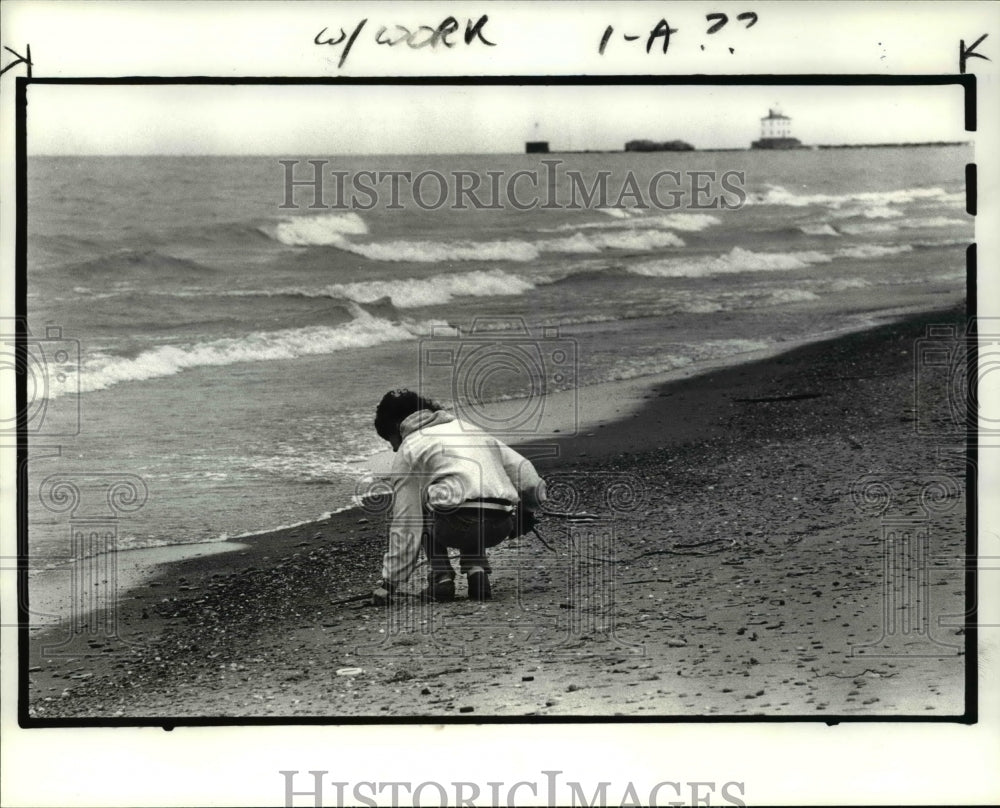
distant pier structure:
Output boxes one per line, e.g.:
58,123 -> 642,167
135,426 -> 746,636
751,107 -> 803,149
526,120 -> 550,153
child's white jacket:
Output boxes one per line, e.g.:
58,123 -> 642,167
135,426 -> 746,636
381,409 -> 547,585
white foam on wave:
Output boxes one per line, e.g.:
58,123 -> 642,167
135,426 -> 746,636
799,224 -> 840,236
607,338 -> 772,381
860,206 -> 904,219
335,228 -> 687,263
837,244 -> 913,259
57,305 -> 442,396
676,286 -> 822,315
544,212 -> 721,234
543,229 -> 686,252
681,300 -> 724,314
341,238 -> 540,263
643,213 -> 723,232
537,232 -> 602,254
828,206 -> 969,228
766,288 -> 821,304
320,268 -> 540,308
629,243 -> 911,278
609,354 -> 694,380
598,207 -> 634,219
630,247 -> 831,278
936,191 -> 967,206
748,184 -> 957,210
269,212 -> 369,246
70,286 -> 127,301
696,338 -> 774,356
839,222 -> 898,235
899,216 -> 970,229
255,448 -> 382,484
268,208 -> 702,263
827,277 -> 873,291
913,237 -> 970,249
595,229 -> 686,250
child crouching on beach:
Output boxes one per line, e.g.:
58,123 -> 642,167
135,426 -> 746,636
370,389 -> 546,603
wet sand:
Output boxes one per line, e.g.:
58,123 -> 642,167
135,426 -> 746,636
25,304 -> 968,720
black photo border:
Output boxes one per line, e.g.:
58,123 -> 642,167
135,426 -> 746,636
14,72 -> 978,729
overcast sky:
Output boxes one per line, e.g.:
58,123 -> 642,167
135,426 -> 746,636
27,82 -> 968,155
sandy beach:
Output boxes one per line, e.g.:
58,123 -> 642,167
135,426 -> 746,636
25,304 -> 969,721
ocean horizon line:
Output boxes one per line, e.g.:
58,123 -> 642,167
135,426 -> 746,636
27,141 -> 972,159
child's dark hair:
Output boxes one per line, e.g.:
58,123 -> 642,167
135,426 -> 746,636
373,389 -> 443,440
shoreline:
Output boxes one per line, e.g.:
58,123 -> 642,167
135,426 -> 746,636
27,541 -> 250,630
26,302 -> 969,718
32,299 -> 941,601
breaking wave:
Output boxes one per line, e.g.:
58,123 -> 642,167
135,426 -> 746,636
765,288 -> 821,304
263,210 -> 691,262
629,244 -> 912,278
812,215 -> 969,237
799,224 -> 840,236
56,305 -> 443,396
836,244 -> 914,259
746,184 -> 963,210
200,268 -> 558,308
900,216 -> 970,229
317,269 -> 540,307
266,212 -> 369,246
544,212 -> 722,233
334,228 -> 686,262
540,229 -> 686,252
340,238 -> 540,263
838,222 -> 899,235
630,247 -> 830,278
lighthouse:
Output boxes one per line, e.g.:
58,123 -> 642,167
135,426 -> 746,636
751,106 -> 803,149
